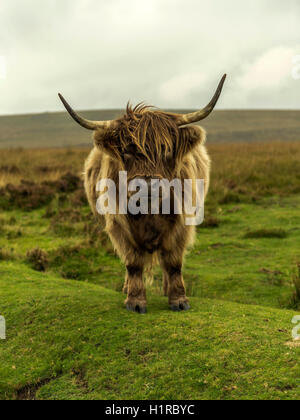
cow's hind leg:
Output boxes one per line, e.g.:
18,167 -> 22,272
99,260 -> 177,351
158,255 -> 169,296
163,272 -> 169,296
160,252 -> 190,311
122,273 -> 128,294
125,263 -> 147,314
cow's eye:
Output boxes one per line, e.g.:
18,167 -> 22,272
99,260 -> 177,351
166,151 -> 173,161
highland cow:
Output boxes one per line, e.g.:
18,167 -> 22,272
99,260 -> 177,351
58,74 -> 226,313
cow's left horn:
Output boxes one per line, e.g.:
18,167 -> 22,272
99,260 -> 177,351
58,93 -> 116,130
174,74 -> 227,126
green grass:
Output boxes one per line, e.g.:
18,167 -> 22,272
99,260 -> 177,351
1,194 -> 300,399
1,195 -> 300,309
0,262 -> 299,400
1,139 -> 300,399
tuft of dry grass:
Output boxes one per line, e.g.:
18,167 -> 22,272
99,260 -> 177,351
288,263 -> 300,309
0,248 -> 14,261
0,141 -> 300,207
207,141 -> 300,205
0,172 -> 82,211
26,248 -> 49,272
201,215 -> 220,228
0,148 -> 87,187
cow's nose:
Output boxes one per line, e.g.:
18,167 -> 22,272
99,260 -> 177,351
127,176 -> 162,199
129,175 -> 162,187
143,175 -> 162,185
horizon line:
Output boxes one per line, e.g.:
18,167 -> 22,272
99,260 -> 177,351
1,108 -> 300,118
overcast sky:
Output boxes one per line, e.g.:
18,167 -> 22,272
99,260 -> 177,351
0,0 -> 299,115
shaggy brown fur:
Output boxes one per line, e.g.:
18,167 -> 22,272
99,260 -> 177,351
84,104 -> 210,313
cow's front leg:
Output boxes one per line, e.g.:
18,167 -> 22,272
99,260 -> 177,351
125,264 -> 147,314
107,222 -> 146,313
163,272 -> 169,296
160,253 -> 190,311
122,273 -> 128,294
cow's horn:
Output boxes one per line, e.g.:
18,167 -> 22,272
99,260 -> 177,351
175,74 -> 227,126
58,93 -> 115,130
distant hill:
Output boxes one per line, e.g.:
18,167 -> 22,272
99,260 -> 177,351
0,109 -> 300,148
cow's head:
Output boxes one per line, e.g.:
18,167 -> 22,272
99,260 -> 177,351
58,74 -> 226,182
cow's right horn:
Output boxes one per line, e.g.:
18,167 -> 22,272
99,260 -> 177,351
174,74 -> 227,126
58,93 -> 116,130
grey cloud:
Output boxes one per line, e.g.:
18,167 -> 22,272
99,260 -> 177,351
0,0 -> 299,114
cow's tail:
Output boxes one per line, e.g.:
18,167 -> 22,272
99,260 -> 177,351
144,253 -> 159,287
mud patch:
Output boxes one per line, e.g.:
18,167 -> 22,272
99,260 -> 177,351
14,377 -> 54,400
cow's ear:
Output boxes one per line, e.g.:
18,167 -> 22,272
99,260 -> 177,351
177,125 -> 206,158
93,128 -> 121,160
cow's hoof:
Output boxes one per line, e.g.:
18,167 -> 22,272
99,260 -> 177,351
126,303 -> 147,314
170,301 -> 190,311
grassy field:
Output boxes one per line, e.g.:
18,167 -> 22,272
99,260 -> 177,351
1,138 -> 300,400
1,109 -> 300,148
